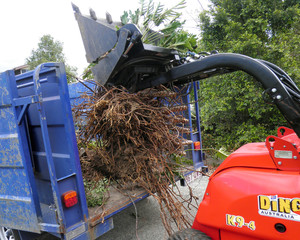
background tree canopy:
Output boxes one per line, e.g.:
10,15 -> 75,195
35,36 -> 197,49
26,34 -> 77,82
197,0 -> 300,150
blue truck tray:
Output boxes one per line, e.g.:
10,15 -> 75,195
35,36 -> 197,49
0,63 -> 203,239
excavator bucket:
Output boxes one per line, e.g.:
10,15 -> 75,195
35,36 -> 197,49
72,4 -> 178,89
72,3 -> 129,85
72,3 -> 122,64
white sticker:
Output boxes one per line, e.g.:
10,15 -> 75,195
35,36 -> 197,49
258,195 -> 300,222
274,150 -> 293,159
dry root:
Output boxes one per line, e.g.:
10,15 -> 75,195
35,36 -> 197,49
74,84 -> 198,235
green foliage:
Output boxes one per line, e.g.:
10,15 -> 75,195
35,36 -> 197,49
84,179 -> 108,207
120,0 -> 198,52
198,0 -> 300,150
81,63 -> 96,80
213,147 -> 229,160
26,35 -> 77,82
170,153 -> 193,166
199,72 -> 287,150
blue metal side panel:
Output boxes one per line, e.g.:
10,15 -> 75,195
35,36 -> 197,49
68,81 -> 96,107
15,64 -> 89,234
0,71 -> 40,232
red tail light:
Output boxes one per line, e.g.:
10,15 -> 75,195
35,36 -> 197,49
62,190 -> 78,208
194,141 -> 201,150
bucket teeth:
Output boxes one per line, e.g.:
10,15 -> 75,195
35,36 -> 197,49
89,8 -> 97,21
106,12 -> 113,24
72,3 -> 81,14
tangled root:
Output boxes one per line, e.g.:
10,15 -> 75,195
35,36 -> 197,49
74,84 -> 198,235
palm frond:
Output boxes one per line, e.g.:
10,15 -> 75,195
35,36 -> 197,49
142,0 -> 155,22
160,20 -> 183,34
151,2 -> 165,26
154,0 -> 186,26
143,31 -> 163,44
139,0 -> 147,16
121,11 -> 129,25
120,0 -> 198,54
129,9 -> 140,24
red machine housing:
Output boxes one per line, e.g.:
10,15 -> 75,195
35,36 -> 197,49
192,127 -> 300,239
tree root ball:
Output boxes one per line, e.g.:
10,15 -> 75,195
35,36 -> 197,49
74,84 -> 198,235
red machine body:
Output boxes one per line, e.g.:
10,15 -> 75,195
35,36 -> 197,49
192,127 -> 300,239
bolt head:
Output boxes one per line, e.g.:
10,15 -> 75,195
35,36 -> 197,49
278,161 -> 282,165
276,95 -> 282,100
271,88 -> 277,93
294,156 -> 297,159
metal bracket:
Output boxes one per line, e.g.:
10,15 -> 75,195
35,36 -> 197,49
13,95 -> 39,106
13,95 -> 40,125
17,104 -> 30,125
266,134 -> 300,171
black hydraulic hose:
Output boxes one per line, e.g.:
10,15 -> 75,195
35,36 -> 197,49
258,59 -> 300,93
258,60 -> 295,84
172,54 -> 290,95
259,62 -> 300,100
285,85 -> 300,100
137,53 -> 300,137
